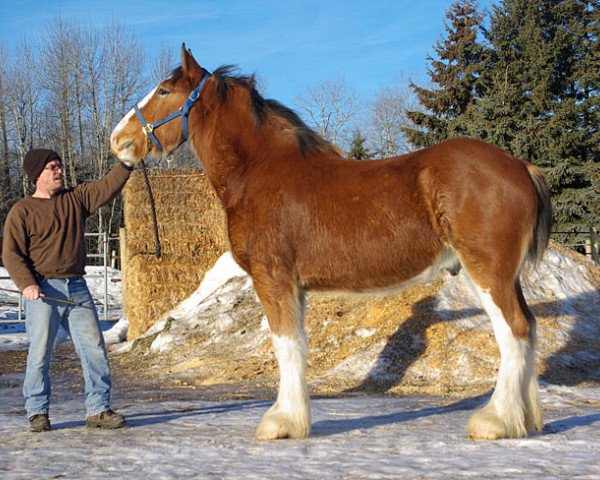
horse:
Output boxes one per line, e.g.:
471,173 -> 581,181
111,44 -> 552,441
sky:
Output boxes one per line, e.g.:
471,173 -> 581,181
0,0 -> 495,109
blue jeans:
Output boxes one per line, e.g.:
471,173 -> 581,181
24,277 -> 111,418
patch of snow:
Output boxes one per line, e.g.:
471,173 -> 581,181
355,328 -> 376,338
103,317 -> 129,345
1,381 -> 599,479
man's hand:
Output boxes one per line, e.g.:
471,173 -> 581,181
22,285 -> 44,301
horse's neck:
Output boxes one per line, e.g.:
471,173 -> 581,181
193,111 -> 334,209
191,129 -> 251,210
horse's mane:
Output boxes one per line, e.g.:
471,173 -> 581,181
194,65 -> 340,156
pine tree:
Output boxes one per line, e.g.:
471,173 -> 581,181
405,0 -> 485,147
565,0 -> 599,231
348,129 -> 373,160
465,0 -> 599,233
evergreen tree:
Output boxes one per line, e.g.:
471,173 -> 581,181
465,0 -> 599,232
348,129 -> 373,160
408,0 -> 598,235
405,0 -> 486,147
566,0 -> 599,231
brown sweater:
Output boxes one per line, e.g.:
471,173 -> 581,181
2,162 -> 133,291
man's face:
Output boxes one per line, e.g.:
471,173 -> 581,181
36,160 -> 64,193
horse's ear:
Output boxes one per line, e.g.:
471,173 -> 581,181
181,43 -> 201,76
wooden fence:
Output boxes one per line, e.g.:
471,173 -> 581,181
550,226 -> 599,264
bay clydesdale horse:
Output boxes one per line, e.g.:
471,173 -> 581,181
111,45 -> 552,441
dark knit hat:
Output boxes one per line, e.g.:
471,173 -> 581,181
23,149 -> 62,184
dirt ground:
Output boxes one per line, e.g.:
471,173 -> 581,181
0,344 -> 299,407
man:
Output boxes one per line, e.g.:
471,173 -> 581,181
2,148 -> 133,432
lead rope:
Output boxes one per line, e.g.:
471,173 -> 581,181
139,160 -> 162,258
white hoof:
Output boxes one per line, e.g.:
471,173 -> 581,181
256,405 -> 310,440
467,405 -> 527,440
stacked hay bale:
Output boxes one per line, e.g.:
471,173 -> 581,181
123,169 -> 228,337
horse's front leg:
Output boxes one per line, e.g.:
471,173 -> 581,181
252,267 -> 310,440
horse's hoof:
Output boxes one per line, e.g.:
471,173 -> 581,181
467,407 -> 527,440
467,424 -> 503,440
256,411 -> 310,440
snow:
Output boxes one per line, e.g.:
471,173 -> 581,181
1,251 -> 600,478
0,379 -> 599,479
0,266 -> 126,351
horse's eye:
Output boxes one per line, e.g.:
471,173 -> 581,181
158,88 -> 169,96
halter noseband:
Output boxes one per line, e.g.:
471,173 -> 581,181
133,71 -> 211,154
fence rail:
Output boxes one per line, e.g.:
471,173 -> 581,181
550,226 -> 599,264
0,232 -> 117,322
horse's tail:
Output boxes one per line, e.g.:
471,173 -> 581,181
525,163 -> 553,266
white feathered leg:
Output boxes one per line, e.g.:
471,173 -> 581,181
256,332 -> 311,439
467,284 -> 537,439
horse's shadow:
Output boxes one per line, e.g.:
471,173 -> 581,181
543,413 -> 600,434
313,406 -> 600,437
312,393 -> 488,437
345,295 -> 476,393
537,290 -> 600,385
347,290 -> 600,394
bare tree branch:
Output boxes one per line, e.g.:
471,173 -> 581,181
296,76 -> 357,148
369,78 -> 419,157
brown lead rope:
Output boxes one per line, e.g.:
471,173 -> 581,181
139,160 -> 162,259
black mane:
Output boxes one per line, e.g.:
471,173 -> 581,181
211,65 -> 339,156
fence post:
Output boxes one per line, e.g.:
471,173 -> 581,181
119,227 -> 128,316
590,226 -> 599,264
103,231 -> 109,321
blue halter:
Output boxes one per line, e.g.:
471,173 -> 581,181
133,72 -> 211,154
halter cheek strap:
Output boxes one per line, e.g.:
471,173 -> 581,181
134,72 -> 211,154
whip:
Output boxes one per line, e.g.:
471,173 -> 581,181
0,287 -> 94,309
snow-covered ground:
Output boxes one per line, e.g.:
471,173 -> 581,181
0,376 -> 599,479
1,255 -> 600,479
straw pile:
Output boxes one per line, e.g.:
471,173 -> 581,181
123,169 -> 228,337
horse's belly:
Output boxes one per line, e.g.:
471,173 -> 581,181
299,241 -> 451,292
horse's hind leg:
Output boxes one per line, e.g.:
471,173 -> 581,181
515,280 -> 543,433
252,265 -> 310,440
464,273 -> 542,439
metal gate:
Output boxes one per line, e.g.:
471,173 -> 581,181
0,232 -> 116,322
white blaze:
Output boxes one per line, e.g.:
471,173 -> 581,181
110,87 -> 157,144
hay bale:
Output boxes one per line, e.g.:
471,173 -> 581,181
123,169 -> 228,337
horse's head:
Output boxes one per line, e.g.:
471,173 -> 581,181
110,44 -> 210,165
